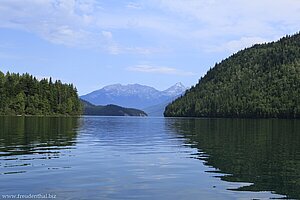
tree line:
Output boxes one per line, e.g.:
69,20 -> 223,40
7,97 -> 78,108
164,32 -> 300,118
0,71 -> 82,115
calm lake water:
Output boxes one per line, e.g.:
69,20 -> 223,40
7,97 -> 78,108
0,116 -> 299,200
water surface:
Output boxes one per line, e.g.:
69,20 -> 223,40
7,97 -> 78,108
0,116 -> 299,199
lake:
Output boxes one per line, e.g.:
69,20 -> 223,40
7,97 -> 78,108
0,116 -> 299,199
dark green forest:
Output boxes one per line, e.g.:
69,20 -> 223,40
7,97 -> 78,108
165,32 -> 300,118
0,71 -> 82,115
81,99 -> 147,116
169,118 -> 300,199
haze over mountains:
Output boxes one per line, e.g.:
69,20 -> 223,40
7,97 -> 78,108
81,83 -> 187,116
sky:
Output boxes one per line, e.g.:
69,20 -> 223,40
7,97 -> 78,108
0,0 -> 300,95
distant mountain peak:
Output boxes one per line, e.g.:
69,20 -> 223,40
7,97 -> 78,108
81,82 -> 187,111
163,82 -> 187,96
103,84 -> 122,91
174,82 -> 185,87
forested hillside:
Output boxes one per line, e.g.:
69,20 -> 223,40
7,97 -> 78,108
81,100 -> 147,116
165,33 -> 300,118
0,71 -> 82,115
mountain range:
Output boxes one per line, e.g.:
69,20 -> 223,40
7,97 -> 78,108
81,83 -> 187,116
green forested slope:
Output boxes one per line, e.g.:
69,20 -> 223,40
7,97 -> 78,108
81,99 -> 147,116
165,33 -> 300,118
0,71 -> 82,115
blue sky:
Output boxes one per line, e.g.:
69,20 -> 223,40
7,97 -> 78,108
0,0 -> 300,95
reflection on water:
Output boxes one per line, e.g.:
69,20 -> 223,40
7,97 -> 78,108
0,116 -> 80,174
0,116 -> 299,199
168,118 -> 300,199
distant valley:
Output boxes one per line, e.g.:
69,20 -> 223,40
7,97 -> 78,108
81,83 -> 187,116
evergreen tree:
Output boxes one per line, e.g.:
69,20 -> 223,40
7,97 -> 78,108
0,71 -> 82,116
164,32 -> 300,118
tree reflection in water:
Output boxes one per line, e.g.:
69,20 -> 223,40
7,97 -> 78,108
167,118 -> 300,199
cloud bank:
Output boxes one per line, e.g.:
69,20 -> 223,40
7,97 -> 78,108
0,0 -> 299,54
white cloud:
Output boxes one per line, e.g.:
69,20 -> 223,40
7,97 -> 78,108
127,65 -> 196,76
150,0 -> 300,48
153,0 -> 300,28
101,31 -> 112,39
206,36 -> 271,53
40,25 -> 92,47
101,31 -> 161,55
0,0 -> 300,54
126,2 -> 142,9
0,1 -> 173,55
0,0 -> 100,47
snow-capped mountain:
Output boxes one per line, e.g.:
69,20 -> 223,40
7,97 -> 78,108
80,83 -> 187,111
102,84 -> 160,98
163,82 -> 186,96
